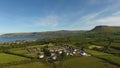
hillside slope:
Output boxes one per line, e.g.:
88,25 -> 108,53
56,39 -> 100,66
0,30 -> 85,38
0,25 -> 120,38
90,26 -> 120,33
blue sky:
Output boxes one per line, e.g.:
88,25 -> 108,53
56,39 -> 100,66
0,0 -> 120,33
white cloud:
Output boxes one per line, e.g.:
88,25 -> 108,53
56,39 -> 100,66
80,11 -> 120,26
68,9 -> 108,29
80,9 -> 107,22
112,11 -> 120,16
94,15 -> 120,26
67,8 -> 120,30
35,15 -> 60,27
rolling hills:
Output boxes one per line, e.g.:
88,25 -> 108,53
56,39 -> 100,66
90,26 -> 120,33
0,25 -> 120,38
0,30 -> 85,38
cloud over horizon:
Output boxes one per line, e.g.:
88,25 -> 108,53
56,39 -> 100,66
35,15 -> 59,27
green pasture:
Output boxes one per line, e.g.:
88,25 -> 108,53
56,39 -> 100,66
0,53 -> 29,64
86,49 -> 120,65
8,44 -> 55,58
4,62 -> 49,68
57,56 -> 117,68
8,48 -> 38,58
110,43 -> 120,48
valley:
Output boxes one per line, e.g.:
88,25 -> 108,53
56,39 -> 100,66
0,26 -> 120,68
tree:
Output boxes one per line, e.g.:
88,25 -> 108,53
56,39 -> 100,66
43,46 -> 51,57
107,37 -> 114,46
60,51 -> 66,60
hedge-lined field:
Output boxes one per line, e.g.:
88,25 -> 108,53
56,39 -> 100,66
8,44 -> 54,58
0,53 -> 29,64
4,62 -> 49,68
86,50 -> 120,66
57,57 -> 117,68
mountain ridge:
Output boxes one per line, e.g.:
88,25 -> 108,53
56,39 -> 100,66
0,26 -> 120,38
90,25 -> 120,32
0,30 -> 86,38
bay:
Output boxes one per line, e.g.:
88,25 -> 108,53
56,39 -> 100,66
0,36 -> 48,42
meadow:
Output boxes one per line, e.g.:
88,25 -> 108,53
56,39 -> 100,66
8,44 -> 54,58
4,62 -> 49,68
0,43 -> 120,68
86,49 -> 120,66
0,26 -> 120,68
0,53 -> 29,64
57,56 -> 118,68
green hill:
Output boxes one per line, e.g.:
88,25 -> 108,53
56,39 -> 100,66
0,25 -> 120,38
0,30 -> 85,38
90,26 -> 120,33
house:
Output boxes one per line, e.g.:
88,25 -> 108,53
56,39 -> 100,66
73,51 -> 76,54
74,49 -> 77,52
49,49 -> 55,52
38,54 -> 44,59
48,57 -> 54,63
38,52 -> 44,59
70,53 -> 73,56
66,52 -> 69,56
48,55 -> 57,63
52,55 -> 57,61
58,50 -> 63,54
51,53 -> 56,56
80,52 -> 91,56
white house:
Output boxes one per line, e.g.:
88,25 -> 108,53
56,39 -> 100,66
51,53 -> 55,56
70,53 -> 73,56
80,52 -> 91,56
58,50 -> 63,54
73,51 -> 76,54
66,52 -> 70,56
52,56 -> 57,60
74,49 -> 77,52
38,54 -> 44,59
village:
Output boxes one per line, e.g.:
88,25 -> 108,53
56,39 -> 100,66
26,44 -> 91,63
0,39 -> 92,63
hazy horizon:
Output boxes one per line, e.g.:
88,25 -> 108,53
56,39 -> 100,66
0,28 -> 89,34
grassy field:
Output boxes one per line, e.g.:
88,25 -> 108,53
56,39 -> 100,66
88,42 -> 120,56
9,48 -> 28,54
106,47 -> 120,55
57,56 -> 117,68
8,45 -> 42,56
0,53 -> 29,64
88,45 -> 103,49
3,56 -> 118,68
8,48 -> 38,58
110,43 -> 120,48
4,62 -> 49,68
86,49 -> 120,66
8,44 -> 55,58
1,43 -> 120,68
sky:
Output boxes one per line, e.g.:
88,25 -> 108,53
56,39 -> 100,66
0,0 -> 120,34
